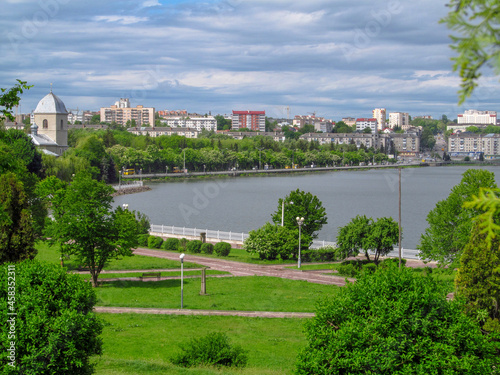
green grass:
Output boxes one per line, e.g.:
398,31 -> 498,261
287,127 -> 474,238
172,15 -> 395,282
285,264 -> 337,271
94,313 -> 307,375
35,241 -> 204,271
95,276 -> 336,312
74,270 -> 230,280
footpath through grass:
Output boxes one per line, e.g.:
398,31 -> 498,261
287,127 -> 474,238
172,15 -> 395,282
95,313 -> 306,375
96,276 -> 336,312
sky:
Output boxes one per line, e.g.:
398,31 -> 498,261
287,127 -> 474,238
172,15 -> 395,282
1,0 -> 499,121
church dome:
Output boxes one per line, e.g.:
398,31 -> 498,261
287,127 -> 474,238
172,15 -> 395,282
34,92 -> 68,114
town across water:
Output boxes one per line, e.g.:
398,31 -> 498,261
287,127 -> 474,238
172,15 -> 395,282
113,165 -> 500,250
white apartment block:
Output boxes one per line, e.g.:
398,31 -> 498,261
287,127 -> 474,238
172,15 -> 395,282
372,108 -> 386,130
389,112 -> 410,129
457,110 -> 497,125
160,116 -> 217,131
100,99 -> 155,127
356,118 -> 378,133
448,133 -> 500,157
128,127 -> 200,138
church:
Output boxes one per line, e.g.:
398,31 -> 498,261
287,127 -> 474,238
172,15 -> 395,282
29,90 -> 69,156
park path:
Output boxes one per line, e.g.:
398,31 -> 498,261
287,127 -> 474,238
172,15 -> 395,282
133,248 -> 351,286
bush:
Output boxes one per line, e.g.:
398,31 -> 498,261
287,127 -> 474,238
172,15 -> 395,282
214,242 -> 231,257
380,257 -> 406,268
171,332 -> 247,368
302,246 -> 337,263
186,240 -> 203,253
137,234 -> 149,247
362,262 -> 377,274
336,262 -> 360,278
178,238 -> 188,252
161,238 -> 180,251
201,243 -> 214,254
0,261 -> 102,374
147,235 -> 163,249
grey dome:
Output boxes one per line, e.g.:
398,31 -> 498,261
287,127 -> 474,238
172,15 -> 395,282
34,92 -> 68,114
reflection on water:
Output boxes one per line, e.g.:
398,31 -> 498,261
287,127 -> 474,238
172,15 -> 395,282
113,166 -> 500,249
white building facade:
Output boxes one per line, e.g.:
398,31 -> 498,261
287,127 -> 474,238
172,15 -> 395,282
457,110 -> 497,125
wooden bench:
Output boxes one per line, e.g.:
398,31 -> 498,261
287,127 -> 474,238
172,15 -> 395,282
139,272 -> 161,281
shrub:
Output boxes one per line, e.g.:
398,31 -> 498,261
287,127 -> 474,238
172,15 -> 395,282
336,262 -> 360,278
362,262 -> 377,274
302,246 -> 337,263
214,242 -> 231,257
186,240 -> 203,253
381,257 -> 407,268
178,238 -> 188,252
171,332 -> 247,368
137,234 -> 149,247
201,243 -> 214,254
147,235 -> 163,249
162,238 -> 180,251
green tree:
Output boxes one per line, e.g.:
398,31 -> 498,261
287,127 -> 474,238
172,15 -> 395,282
0,173 -> 36,263
455,223 -> 500,333
336,215 -> 400,264
0,260 -> 102,374
296,265 -> 499,374
272,189 -> 327,239
90,114 -> 100,125
441,0 -> 500,104
0,80 -> 32,121
418,169 -> 497,266
47,172 -> 140,287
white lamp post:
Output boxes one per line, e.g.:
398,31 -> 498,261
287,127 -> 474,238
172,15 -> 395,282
281,200 -> 293,226
296,217 -> 304,268
180,253 -> 185,308
122,204 -> 128,210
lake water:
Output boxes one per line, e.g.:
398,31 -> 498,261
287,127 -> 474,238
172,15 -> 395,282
113,166 -> 500,249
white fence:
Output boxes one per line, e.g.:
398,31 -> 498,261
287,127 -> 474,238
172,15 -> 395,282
113,181 -> 143,191
150,224 -> 421,259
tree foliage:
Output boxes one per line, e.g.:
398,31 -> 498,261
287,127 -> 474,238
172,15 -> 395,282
336,215 -> 400,264
0,260 -> 102,374
296,265 -> 500,374
47,172 -> 140,286
272,189 -> 327,239
455,223 -> 500,333
441,0 -> 500,104
0,80 -> 32,121
244,222 -> 311,261
418,169 -> 497,266
0,173 -> 36,263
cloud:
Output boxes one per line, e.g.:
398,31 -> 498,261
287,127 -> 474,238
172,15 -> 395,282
93,15 -> 149,24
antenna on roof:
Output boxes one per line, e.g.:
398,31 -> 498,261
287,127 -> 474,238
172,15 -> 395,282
50,83 -> 53,93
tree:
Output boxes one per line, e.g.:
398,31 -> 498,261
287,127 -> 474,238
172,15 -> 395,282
271,189 -> 327,239
0,80 -> 32,121
0,260 -> 102,374
455,223 -> 500,333
0,173 -> 36,263
296,264 -> 499,374
244,222 -> 311,261
47,172 -> 140,287
336,215 -> 400,264
418,169 -> 497,266
441,1 -> 500,104
90,114 -> 100,125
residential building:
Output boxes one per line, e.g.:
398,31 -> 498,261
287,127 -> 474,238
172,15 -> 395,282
224,131 -> 286,142
342,117 -> 356,126
447,124 -> 488,133
389,112 -> 410,129
128,127 -> 200,138
100,99 -> 155,127
389,133 -> 420,156
457,110 -> 497,125
356,118 -> 378,133
30,90 -> 69,156
292,115 -> 334,132
232,110 -> 265,131
160,116 -> 217,131
372,108 -> 386,130
448,133 -> 500,158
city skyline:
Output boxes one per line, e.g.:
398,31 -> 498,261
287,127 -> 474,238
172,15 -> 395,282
2,0 -> 500,120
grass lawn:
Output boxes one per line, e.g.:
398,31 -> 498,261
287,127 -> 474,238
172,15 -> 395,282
96,276 -> 337,312
74,270 -> 230,281
35,241 -> 204,270
94,313 -> 307,375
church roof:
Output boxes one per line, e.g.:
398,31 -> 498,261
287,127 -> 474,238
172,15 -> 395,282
34,92 -> 68,114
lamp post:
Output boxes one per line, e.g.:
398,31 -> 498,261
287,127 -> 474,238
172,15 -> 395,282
179,253 -> 185,308
183,149 -> 186,173
258,148 -> 264,170
122,204 -> 128,210
281,200 -> 293,226
296,217 -> 304,268
203,164 -> 206,174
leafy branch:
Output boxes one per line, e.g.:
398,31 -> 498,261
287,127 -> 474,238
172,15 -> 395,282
463,188 -> 500,245
0,79 -> 33,121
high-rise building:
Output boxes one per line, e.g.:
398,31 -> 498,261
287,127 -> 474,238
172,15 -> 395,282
389,112 -> 410,129
231,110 -> 265,131
372,108 -> 386,130
356,118 -> 378,133
457,110 -> 497,125
100,99 -> 155,127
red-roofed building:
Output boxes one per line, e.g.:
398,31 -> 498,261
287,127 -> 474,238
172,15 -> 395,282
232,110 -> 266,131
356,118 -> 378,133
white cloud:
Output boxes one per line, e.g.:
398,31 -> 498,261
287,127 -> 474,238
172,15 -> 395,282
93,15 -> 148,25
142,0 -> 161,7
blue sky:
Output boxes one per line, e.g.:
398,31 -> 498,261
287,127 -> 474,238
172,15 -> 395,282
2,0 -> 499,120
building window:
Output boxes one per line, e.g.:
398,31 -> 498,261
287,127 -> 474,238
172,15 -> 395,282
60,119 -> 64,130
43,119 -> 48,129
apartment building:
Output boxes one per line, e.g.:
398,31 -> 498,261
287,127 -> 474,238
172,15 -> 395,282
389,112 -> 410,129
100,99 -> 155,127
160,116 -> 217,131
457,110 -> 497,125
341,117 -> 356,126
127,127 -> 200,138
292,115 -> 334,132
225,131 -> 286,142
372,108 -> 386,130
389,133 -> 420,156
448,133 -> 500,157
356,118 -> 378,133
232,110 -> 266,131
